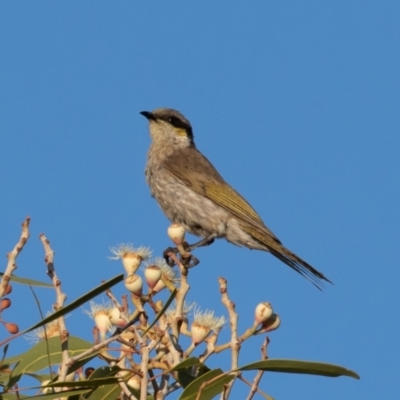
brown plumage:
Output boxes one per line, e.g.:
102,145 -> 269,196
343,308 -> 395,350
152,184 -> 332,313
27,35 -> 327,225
141,108 -> 332,289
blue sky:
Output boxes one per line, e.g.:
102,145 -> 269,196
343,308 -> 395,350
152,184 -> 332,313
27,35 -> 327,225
1,2 -> 399,399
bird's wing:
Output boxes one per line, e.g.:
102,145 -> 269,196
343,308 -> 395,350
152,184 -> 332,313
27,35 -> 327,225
164,148 -> 332,288
163,147 -> 281,241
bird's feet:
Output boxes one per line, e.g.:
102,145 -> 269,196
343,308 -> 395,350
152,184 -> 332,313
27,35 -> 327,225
186,235 -> 216,252
163,235 -> 216,268
163,245 -> 199,269
163,246 -> 179,267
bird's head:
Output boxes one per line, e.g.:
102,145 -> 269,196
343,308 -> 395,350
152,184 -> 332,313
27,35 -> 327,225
140,108 -> 194,149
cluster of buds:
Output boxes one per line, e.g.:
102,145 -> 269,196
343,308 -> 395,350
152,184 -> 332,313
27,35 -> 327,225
110,242 -> 180,296
76,226 -> 281,396
84,302 -> 132,339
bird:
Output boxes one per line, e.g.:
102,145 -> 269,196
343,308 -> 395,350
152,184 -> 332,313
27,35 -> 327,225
140,108 -> 331,289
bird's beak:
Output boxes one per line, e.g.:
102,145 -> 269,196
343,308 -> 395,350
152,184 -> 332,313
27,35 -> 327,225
140,111 -> 156,121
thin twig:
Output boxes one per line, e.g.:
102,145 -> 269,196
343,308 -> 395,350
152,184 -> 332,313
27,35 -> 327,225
0,217 -> 30,300
218,277 -> 240,399
39,234 -> 70,386
246,337 -> 271,400
29,286 -> 55,386
133,326 -> 149,400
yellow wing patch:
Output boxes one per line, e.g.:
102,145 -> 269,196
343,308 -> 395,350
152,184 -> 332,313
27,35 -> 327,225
204,182 -> 279,240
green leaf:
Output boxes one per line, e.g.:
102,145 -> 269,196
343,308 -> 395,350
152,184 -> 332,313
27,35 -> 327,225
237,359 -> 360,379
25,376 -> 128,399
38,366 -> 127,400
65,353 -> 98,377
179,369 -> 234,400
0,273 -> 53,288
0,369 -> 12,384
171,357 -> 211,388
23,274 -> 124,334
6,361 -> 21,391
45,376 -> 126,388
141,287 -> 177,336
0,343 -> 10,367
87,365 -> 121,380
1,355 -> 21,369
85,381 -> 121,399
24,372 -> 53,383
5,336 -> 93,390
1,393 -> 28,399
170,357 -> 202,372
0,275 -> 124,350
18,388 -> 92,399
176,368 -> 197,389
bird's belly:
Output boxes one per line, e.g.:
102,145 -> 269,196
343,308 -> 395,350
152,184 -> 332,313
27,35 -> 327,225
149,172 -> 230,238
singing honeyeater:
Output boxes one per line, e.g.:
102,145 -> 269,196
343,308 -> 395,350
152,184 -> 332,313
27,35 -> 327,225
140,108 -> 331,288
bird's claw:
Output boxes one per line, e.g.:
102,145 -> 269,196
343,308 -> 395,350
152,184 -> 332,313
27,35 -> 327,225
163,246 -> 199,269
163,247 -> 179,267
181,254 -> 199,268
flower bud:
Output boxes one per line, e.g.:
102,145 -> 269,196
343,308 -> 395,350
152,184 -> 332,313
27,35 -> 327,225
152,279 -> 166,293
5,322 -> 19,334
0,298 -> 11,311
94,312 -> 111,335
191,323 -> 210,345
4,284 -> 12,295
109,244 -> 152,275
190,308 -> 226,345
109,307 -> 127,327
255,314 -> 281,335
127,375 -> 141,390
144,265 -> 162,290
254,302 -> 273,325
83,301 -> 112,339
124,274 -> 143,296
167,224 -> 185,245
122,253 -> 142,276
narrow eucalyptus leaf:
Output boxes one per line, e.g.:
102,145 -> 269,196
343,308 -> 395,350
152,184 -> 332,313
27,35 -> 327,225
45,376 -> 126,388
237,359 -> 360,379
23,274 -> 124,334
141,287 -> 177,336
1,343 -> 10,366
5,361 -> 21,391
0,273 -> 53,288
21,388 -> 91,399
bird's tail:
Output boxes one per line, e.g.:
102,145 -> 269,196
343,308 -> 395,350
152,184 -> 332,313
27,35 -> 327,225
242,224 -> 332,290
269,245 -> 332,290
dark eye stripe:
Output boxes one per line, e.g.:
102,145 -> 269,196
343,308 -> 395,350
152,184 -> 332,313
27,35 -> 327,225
158,113 -> 194,141
166,116 -> 190,130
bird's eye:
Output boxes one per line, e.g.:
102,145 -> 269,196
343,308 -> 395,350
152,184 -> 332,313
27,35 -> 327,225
166,115 -> 190,132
